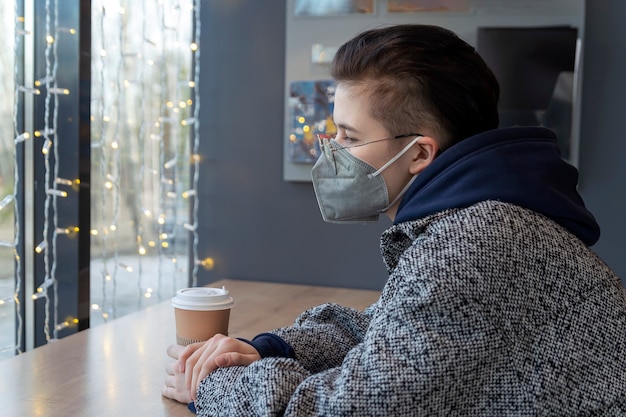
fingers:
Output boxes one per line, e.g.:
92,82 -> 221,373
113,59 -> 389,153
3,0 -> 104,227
188,337 -> 224,400
162,374 -> 192,404
161,385 -> 176,400
166,344 -> 185,360
161,385 -> 191,404
185,340 -> 216,399
165,361 -> 176,376
215,352 -> 260,368
214,353 -> 231,367
177,341 -> 204,373
164,374 -> 177,389
188,335 -> 261,401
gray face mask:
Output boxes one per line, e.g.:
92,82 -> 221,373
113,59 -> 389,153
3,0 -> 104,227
311,136 -> 421,223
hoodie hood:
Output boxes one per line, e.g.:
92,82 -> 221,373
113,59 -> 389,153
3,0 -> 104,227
394,127 -> 600,246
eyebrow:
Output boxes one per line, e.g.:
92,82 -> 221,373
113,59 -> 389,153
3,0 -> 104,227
334,121 -> 362,134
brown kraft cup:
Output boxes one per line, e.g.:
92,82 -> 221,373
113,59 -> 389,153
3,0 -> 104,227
172,286 -> 235,346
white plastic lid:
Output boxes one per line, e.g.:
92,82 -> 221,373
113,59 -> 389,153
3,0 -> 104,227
171,286 -> 234,311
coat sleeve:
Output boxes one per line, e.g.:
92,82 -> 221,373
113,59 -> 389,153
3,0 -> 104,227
194,273 -> 509,417
270,302 -> 375,373
193,302 -> 374,416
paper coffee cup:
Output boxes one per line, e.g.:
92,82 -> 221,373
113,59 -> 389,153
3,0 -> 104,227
172,286 -> 234,346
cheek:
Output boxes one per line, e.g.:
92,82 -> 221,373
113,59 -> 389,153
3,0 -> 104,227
350,147 -> 391,170
352,151 -> 379,169
380,161 -> 411,200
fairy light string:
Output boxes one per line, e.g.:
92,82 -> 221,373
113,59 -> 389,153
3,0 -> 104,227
10,2 -> 25,356
190,0 -> 201,287
112,2 -> 123,303
168,0 -> 192,295
94,3 -> 115,323
159,0 -> 171,297
26,0 -> 77,340
3,0 -> 199,348
89,0 -> 195,323
37,0 -> 55,342
156,0 -> 168,301
166,0 -> 182,298
172,1 -> 193,294
136,0 -> 149,301
50,0 -> 61,339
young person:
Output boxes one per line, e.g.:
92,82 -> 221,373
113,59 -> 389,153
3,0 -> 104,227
163,24 -> 626,415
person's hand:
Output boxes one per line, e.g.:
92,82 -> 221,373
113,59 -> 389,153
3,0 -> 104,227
178,334 -> 261,401
162,344 -> 192,404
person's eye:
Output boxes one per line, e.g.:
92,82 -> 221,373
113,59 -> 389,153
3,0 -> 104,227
334,131 -> 355,146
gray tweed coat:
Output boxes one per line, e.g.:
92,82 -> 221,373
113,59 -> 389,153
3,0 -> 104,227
195,201 -> 626,416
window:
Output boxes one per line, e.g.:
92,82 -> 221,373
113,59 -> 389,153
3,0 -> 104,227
1,0 -> 199,359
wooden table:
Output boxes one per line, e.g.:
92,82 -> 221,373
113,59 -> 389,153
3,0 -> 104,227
0,280 -> 380,417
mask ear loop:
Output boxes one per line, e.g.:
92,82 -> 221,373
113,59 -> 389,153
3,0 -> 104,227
380,174 -> 418,212
367,135 -> 422,179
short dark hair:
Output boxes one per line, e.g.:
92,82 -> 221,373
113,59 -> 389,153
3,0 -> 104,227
330,24 -> 500,149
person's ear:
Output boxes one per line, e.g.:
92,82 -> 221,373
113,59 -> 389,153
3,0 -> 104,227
408,136 -> 439,175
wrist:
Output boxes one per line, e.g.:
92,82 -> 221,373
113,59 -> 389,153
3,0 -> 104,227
237,333 -> 295,359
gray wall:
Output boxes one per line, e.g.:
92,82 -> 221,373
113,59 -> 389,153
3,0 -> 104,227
196,0 -> 390,290
578,0 -> 626,284
196,0 -> 626,290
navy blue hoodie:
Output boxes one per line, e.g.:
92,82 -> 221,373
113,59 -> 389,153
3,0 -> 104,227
395,127 -> 600,246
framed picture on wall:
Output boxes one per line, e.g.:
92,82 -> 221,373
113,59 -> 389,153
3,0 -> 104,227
294,0 -> 374,16
388,0 -> 469,12
287,80 -> 336,164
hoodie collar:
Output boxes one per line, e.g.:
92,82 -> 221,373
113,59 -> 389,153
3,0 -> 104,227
394,127 -> 600,246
